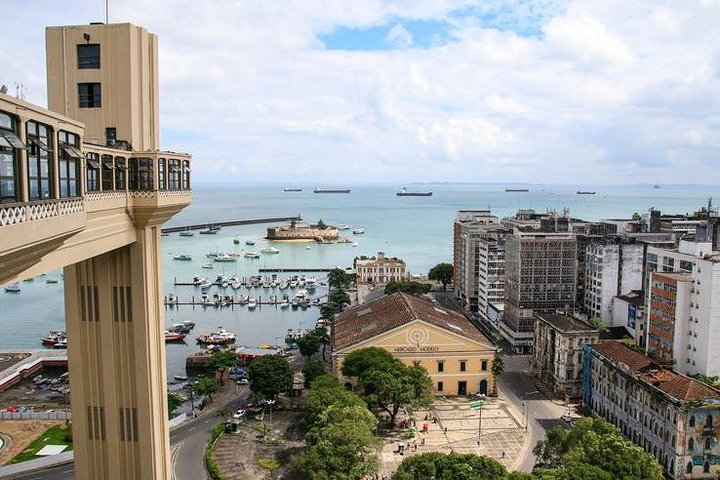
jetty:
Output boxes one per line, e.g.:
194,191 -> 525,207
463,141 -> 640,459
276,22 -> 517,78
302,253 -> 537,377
161,216 -> 301,234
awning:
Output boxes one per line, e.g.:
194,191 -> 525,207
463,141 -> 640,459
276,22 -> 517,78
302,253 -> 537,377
114,163 -> 127,170
102,159 -> 114,169
0,130 -> 26,149
61,145 -> 82,159
29,137 -> 49,151
87,159 -> 100,169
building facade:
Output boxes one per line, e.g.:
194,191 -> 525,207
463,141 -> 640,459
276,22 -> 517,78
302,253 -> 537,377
332,292 -> 497,396
476,226 -> 509,332
501,231 -> 577,353
583,341 -> 720,479
452,211 -> 498,311
533,313 -> 599,399
355,252 -> 407,285
647,272 -> 693,365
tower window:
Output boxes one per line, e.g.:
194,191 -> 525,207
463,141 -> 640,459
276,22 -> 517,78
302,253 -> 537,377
77,44 -> 100,69
78,83 -> 101,108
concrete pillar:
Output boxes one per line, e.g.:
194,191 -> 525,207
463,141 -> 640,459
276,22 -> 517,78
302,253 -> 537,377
64,225 -> 169,480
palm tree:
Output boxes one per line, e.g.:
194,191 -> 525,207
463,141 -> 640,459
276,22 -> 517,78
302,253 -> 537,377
491,355 -> 505,396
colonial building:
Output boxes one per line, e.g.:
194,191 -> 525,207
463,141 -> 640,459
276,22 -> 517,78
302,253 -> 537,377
355,252 -> 407,285
332,292 -> 497,396
533,313 -> 599,399
583,341 -> 720,479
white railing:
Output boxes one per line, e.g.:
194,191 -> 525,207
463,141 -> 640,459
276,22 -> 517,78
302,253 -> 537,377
84,191 -> 128,201
0,198 -> 84,227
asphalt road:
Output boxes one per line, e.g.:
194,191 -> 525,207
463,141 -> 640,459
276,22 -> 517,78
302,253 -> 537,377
497,355 -> 569,473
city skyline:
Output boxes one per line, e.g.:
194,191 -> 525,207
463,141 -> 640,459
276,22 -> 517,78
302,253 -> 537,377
2,0 -> 719,185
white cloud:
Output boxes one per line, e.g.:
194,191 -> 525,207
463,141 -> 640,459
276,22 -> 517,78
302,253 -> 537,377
1,0 -> 720,184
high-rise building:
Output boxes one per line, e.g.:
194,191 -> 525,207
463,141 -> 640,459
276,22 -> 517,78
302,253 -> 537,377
476,225 -> 510,332
452,211 -> 498,311
501,231 -> 577,353
647,271 -> 693,364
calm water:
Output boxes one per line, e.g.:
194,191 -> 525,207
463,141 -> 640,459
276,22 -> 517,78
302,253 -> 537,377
1,183 -> 718,377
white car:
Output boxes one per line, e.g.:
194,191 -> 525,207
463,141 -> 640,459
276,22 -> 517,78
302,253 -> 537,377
232,409 -> 246,419
236,378 -> 249,385
560,412 -> 573,423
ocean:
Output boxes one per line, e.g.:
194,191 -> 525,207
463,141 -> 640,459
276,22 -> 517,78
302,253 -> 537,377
1,183 -> 718,378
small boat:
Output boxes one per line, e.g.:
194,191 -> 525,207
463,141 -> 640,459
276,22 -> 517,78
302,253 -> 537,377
337,223 -> 349,230
576,191 -> 596,195
196,327 -> 236,345
291,298 -> 300,309
278,282 -> 288,290
396,187 -> 432,197
245,240 -> 255,246
164,331 -> 186,343
306,246 -> 311,250
179,230 -> 195,237
280,302 -> 289,309
45,278 -> 59,284
199,280 -> 213,291
22,277 -> 34,282
201,263 -> 214,270
173,254 -> 192,261
244,251 -> 260,258
174,375 -> 189,381
53,339 -> 68,349
42,331 -> 66,346
352,242 -> 358,247
353,228 -> 365,235
192,275 -> 206,285
306,278 -> 317,291
161,232 -> 170,237
247,298 -> 257,309
4,283 -> 20,293
199,227 -> 219,234
283,187 -> 302,192
233,239 -> 240,244
314,187 -> 350,193
214,253 -> 236,262
260,247 -> 280,254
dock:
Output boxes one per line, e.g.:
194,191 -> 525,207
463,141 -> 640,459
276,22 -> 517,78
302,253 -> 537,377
163,296 -> 323,309
161,216 -> 301,234
258,268 -> 335,273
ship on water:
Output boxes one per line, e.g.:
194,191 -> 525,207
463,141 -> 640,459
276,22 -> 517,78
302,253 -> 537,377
396,187 -> 432,197
283,187 -> 302,192
314,187 -> 351,193
576,190 -> 596,195
505,188 -> 529,192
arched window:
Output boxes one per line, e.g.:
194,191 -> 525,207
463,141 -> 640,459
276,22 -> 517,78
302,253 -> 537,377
686,462 -> 692,474
0,110 -> 22,203
704,461 -> 710,473
690,415 -> 696,427
689,437 -> 694,450
706,415 -> 713,429
705,437 -> 711,451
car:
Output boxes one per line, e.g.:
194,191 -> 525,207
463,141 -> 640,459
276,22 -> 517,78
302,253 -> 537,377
232,409 -> 246,419
560,412 -> 573,423
236,378 -> 249,385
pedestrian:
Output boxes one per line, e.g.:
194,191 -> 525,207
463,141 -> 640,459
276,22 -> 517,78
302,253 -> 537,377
424,413 -> 428,421
444,427 -> 447,435
421,437 -> 425,446
502,451 -> 505,458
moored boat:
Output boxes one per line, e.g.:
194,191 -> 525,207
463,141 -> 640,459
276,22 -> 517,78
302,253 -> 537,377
260,247 -> 280,254
196,327 -> 236,345
245,240 -> 255,246
214,253 -> 236,262
283,187 -> 302,192
244,250 -> 260,258
179,230 -> 195,237
337,223 -> 349,230
42,330 -> 66,346
4,283 -> 21,293
164,331 -> 186,343
313,187 -> 350,193
173,254 -> 192,261
396,187 -> 432,196
247,298 -> 257,309
353,228 -> 365,234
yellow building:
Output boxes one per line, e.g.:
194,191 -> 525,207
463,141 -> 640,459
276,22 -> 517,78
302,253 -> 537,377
332,292 -> 497,396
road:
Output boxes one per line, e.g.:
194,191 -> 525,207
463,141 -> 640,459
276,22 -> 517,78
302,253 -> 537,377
497,355 -> 569,473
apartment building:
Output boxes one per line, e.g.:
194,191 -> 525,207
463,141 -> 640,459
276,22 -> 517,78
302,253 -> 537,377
476,226 -> 509,332
452,211 -> 499,311
583,341 -> 720,479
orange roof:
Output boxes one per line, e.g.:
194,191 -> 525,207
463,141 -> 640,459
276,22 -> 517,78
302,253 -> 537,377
332,292 -> 493,351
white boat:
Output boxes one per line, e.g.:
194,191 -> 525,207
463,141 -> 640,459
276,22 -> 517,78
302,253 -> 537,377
295,289 -> 308,299
4,283 -> 21,293
201,263 -> 214,269
353,228 -> 365,235
280,302 -> 289,309
306,278 -> 317,290
214,253 -> 236,262
306,246 -> 311,250
337,223 -> 349,230
352,242 -> 358,247
260,247 -> 280,254
179,230 -> 194,237
173,254 -> 192,261
230,281 -> 242,290
245,240 -> 255,246
199,280 -> 212,291
247,298 -> 257,309
244,251 -> 260,258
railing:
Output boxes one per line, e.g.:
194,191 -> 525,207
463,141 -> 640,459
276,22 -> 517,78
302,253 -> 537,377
0,198 -> 84,227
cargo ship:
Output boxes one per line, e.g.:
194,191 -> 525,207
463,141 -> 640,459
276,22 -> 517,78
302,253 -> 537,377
576,191 -> 596,195
505,188 -> 529,192
396,187 -> 432,197
314,187 -> 350,193
283,187 -> 302,192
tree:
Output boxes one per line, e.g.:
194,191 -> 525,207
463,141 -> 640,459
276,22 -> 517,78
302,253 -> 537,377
327,268 -> 352,290
216,407 -> 233,421
533,418 -> 663,480
320,302 -> 337,320
341,347 -> 396,379
302,360 -> 327,388
247,355 -> 293,399
631,212 -> 642,221
317,219 -> 327,229
296,331 -> 322,360
533,463 -> 614,480
491,355 -> 505,396
209,349 -> 238,386
290,219 -> 297,229
392,452 -> 508,480
303,375 -> 367,429
587,316 -> 608,333
384,280 -> 432,296
194,377 -> 219,403
167,392 -> 183,414
428,263 -> 453,290
328,288 -> 351,306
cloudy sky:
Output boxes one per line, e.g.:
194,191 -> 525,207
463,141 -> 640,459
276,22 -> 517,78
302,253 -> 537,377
2,0 -> 719,184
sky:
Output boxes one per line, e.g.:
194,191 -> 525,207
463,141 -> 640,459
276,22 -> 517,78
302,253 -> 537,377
1,0 -> 719,185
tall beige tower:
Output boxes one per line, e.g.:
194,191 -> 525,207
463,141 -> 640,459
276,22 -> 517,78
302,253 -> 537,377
46,23 -> 160,150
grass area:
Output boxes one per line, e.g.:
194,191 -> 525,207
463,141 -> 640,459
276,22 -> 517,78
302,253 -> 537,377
10,424 -> 73,464
205,424 -> 225,480
258,458 -> 280,471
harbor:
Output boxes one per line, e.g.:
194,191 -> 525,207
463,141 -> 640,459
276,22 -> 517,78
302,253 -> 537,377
161,215 -> 301,234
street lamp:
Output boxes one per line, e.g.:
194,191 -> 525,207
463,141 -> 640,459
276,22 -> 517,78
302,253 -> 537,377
266,399 -> 276,436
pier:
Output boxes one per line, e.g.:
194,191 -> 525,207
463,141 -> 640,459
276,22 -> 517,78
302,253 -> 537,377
161,216 -> 301,234
163,295 -> 324,309
258,268 -> 336,272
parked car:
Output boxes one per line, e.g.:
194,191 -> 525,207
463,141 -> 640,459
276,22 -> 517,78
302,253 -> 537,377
236,378 -> 249,385
232,409 -> 246,419
560,412 -> 573,424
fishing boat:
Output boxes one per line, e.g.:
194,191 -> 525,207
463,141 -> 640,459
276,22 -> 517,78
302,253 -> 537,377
244,250 -> 260,258
245,240 -> 255,246
576,191 -> 596,195
337,223 -> 350,230
313,187 -> 350,193
280,301 -> 289,309
260,247 -> 280,254
164,331 -> 186,343
396,187 -> 432,197
173,254 -> 192,261
196,327 -> 236,345
353,228 -> 365,234
214,253 -> 236,262
179,230 -> 195,237
283,187 -> 302,192
53,339 -> 68,349
42,330 -> 66,346
4,283 -> 20,293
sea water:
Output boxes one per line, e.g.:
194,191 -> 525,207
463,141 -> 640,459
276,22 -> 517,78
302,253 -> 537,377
1,182 -> 717,377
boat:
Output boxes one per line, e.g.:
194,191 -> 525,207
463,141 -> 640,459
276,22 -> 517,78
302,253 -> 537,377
174,375 -> 188,381
173,254 -> 192,261
283,187 -> 302,192
313,187 -> 350,193
576,191 -> 596,195
164,331 -> 186,343
396,187 -> 432,197
305,246 -> 311,250
199,280 -> 213,291
168,321 -> 194,334
653,183 -> 660,189
179,230 -> 195,237
214,253 -> 236,262
233,239 -> 240,244
199,228 -> 218,234
260,247 -> 280,254
352,242 -> 358,247
196,327 -> 236,345
244,250 -> 260,258
192,275 -> 206,285
505,188 -> 529,192
305,278 -> 317,291
4,283 -> 20,293
42,331 -> 66,346
247,298 -> 257,309
161,232 -> 169,237
45,278 -> 59,284
201,263 -> 214,269
353,228 -> 365,235
245,240 -> 255,246
53,339 -> 67,349
280,302 -> 289,309
336,223 -> 350,230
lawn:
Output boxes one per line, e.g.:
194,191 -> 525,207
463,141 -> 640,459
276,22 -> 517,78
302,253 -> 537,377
9,424 -> 73,464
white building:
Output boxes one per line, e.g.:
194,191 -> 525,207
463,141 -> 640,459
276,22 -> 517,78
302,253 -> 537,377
452,211 -> 499,312
355,252 -> 407,285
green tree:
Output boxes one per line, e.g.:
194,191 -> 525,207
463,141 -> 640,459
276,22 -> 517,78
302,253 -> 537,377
167,392 -> 183,414
428,263 -> 453,290
209,349 -> 238,386
302,360 -> 327,388
247,355 -> 293,399
320,302 -> 337,320
327,268 -> 352,290
533,463 -> 614,480
392,452 -> 508,480
194,377 -> 219,403
317,219 -> 327,229
216,407 -> 233,421
328,288 -> 351,306
384,280 -> 432,296
341,347 -> 396,379
491,355 -> 505,396
631,212 -> 641,221
533,418 -> 663,480
587,316 -> 608,333
303,375 -> 367,429
296,331 -> 322,360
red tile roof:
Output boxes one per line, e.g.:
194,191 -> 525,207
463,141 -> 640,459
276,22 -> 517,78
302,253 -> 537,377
332,292 -> 493,351
592,341 -> 657,373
